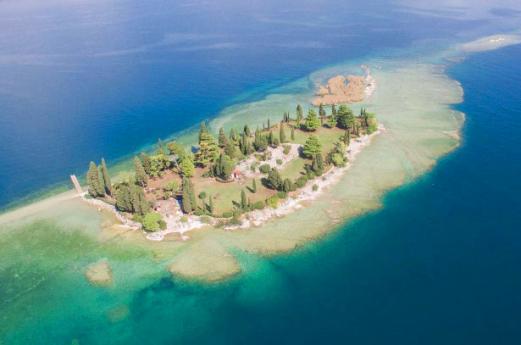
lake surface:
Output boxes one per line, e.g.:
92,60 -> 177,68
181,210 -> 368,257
1,0 -> 521,344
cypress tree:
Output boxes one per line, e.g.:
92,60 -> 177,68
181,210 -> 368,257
208,194 -> 214,214
218,127 -> 228,148
87,161 -> 104,197
229,128 -> 239,143
139,153 -> 152,175
195,123 -> 219,167
243,125 -> 251,137
130,185 -> 149,215
267,119 -> 271,129
134,157 -> 148,187
303,109 -> 320,131
181,177 -> 195,213
100,158 -> 112,196
115,183 -> 133,212
291,126 -> 295,141
252,179 -> 257,193
240,189 -> 248,210
279,122 -> 287,143
332,104 -> 337,117
179,153 -> 195,177
296,104 -> 303,126
319,103 -> 326,117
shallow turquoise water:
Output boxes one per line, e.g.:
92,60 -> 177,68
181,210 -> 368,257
2,1 -> 521,344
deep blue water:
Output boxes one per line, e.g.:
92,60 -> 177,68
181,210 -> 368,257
0,0 -> 510,209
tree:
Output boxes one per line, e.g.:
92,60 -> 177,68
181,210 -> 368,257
214,153 -> 234,180
251,178 -> 257,193
243,125 -> 251,137
254,129 -> 268,152
87,161 -> 104,197
156,139 -> 166,155
115,183 -> 133,212
179,153 -> 195,177
342,130 -> 351,145
148,154 -> 169,177
195,123 -> 219,167
282,178 -> 293,193
240,133 -> 253,155
225,141 -> 240,159
134,157 -> 148,187
240,189 -> 248,210
218,127 -> 228,148
100,158 -> 112,196
130,184 -> 149,215
139,153 -> 152,175
331,104 -> 337,117
302,135 -> 322,158
279,122 -> 287,143
208,194 -> 214,214
229,128 -> 239,143
329,141 -> 348,167
264,168 -> 283,190
181,177 -> 196,213
291,126 -> 295,141
327,114 -> 337,128
303,109 -> 320,131
337,105 -> 355,130
163,180 -> 178,199
296,104 -> 303,126
142,212 -> 164,232
167,141 -> 185,156
311,153 -> 324,176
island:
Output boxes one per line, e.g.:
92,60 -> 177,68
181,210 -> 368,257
78,102 -> 379,242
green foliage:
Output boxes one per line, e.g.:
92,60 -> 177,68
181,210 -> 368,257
240,133 -> 253,155
181,177 -> 196,213
277,191 -> 288,199
178,153 -> 195,178
254,129 -> 268,152
195,122 -> 219,167
198,191 -> 207,200
252,201 -> 265,210
290,126 -> 295,141
342,129 -> 351,145
224,141 -> 241,159
87,161 -> 104,197
303,135 -> 322,158
142,212 -> 163,232
208,194 -> 214,214
336,105 -> 355,130
303,109 -> 320,131
214,153 -> 234,180
251,179 -> 257,193
264,167 -> 283,190
319,103 -> 326,117
331,104 -> 337,117
279,122 -> 287,143
282,178 -> 294,192
266,195 -> 280,208
283,144 -> 291,155
167,141 -> 185,156
296,104 -> 303,126
272,137 -> 280,147
218,127 -> 228,148
329,141 -> 348,167
312,184 -> 319,192
222,211 -> 234,218
162,180 -> 178,199
100,158 -> 112,196
149,154 -> 169,177
134,157 -> 148,187
240,189 -> 248,210
139,153 -> 152,175
259,164 -> 271,174
229,128 -> 239,143
295,175 -> 308,188
115,183 -> 149,215
276,159 -> 283,165
326,115 -> 337,128
243,125 -> 251,137
311,153 -> 324,176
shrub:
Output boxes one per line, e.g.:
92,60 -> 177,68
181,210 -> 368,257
198,191 -> 207,200
229,215 -> 242,225
266,195 -> 280,208
272,138 -> 280,147
283,145 -> 291,155
295,176 -> 308,188
252,201 -> 265,210
259,164 -> 271,174
312,184 -> 319,192
142,212 -> 163,232
276,159 -> 283,165
276,191 -> 288,199
158,219 -> 167,230
180,216 -> 188,223
193,209 -> 205,216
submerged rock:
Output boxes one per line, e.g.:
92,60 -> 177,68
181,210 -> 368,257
85,259 -> 113,286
